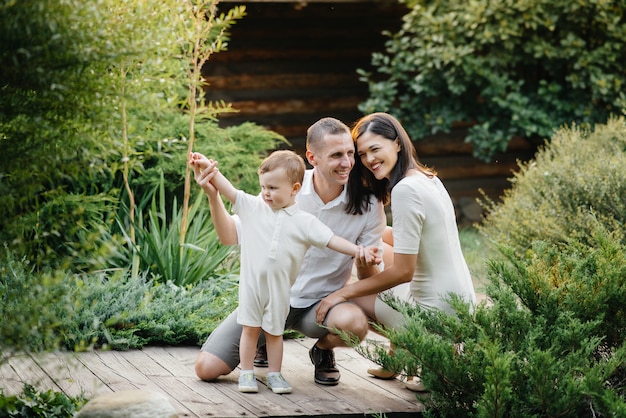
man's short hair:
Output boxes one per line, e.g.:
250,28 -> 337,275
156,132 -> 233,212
306,117 -> 351,152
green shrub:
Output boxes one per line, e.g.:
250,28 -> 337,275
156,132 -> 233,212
60,271 -> 238,351
359,0 -> 626,160
115,176 -> 238,287
3,230 -> 238,353
10,194 -> 119,272
358,227 -> 626,417
0,0 -> 181,269
0,384 -> 86,418
2,250 -> 237,353
0,247 -> 73,362
0,0 -> 254,272
479,116 -> 626,256
503,227 -> 626,349
73,167 -> 239,286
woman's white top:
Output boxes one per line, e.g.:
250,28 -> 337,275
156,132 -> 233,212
390,172 -> 476,314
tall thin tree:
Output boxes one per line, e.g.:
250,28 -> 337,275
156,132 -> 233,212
178,0 -> 245,253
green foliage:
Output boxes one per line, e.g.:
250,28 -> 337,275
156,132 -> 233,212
132,118 -> 289,201
359,0 -> 626,160
359,229 -> 626,416
1,246 -> 237,353
0,0 -> 180,267
61,271 -> 237,351
498,226 -> 626,350
479,116 -> 626,256
0,384 -> 86,418
0,0 -> 251,271
0,247 -> 72,362
72,172 -> 240,287
126,178 -> 239,286
8,194 -> 119,272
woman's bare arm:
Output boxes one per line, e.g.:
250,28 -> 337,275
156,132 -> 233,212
315,252 -> 416,323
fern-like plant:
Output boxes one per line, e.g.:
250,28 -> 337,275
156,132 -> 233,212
118,174 -> 238,286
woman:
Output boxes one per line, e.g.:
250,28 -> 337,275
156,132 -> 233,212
316,112 -> 476,391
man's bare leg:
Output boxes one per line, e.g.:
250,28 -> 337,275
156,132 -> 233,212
195,351 -> 235,381
314,301 -> 369,350
194,309 -> 242,381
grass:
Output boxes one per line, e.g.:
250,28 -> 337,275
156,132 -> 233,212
459,226 -> 493,296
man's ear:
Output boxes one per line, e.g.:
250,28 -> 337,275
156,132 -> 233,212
305,150 -> 316,167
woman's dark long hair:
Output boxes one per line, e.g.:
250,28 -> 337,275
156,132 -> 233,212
345,157 -> 380,214
347,113 -> 435,207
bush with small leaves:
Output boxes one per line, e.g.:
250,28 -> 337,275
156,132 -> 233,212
359,228 -> 626,417
0,247 -> 73,363
359,0 -> 626,161
59,271 -> 238,351
479,116 -> 626,256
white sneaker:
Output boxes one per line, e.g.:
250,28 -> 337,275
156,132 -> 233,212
267,372 -> 292,394
405,377 -> 427,392
238,372 -> 258,393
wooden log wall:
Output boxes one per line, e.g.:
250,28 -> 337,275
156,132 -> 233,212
204,1 -> 538,224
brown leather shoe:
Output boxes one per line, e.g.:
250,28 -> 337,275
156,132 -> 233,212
309,344 -> 340,385
253,345 -> 268,368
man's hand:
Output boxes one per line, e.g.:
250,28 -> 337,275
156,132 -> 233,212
315,291 -> 348,324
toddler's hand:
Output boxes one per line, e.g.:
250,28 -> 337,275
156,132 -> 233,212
190,152 -> 219,195
355,245 -> 382,267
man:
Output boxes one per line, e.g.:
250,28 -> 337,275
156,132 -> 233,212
193,117 -> 386,385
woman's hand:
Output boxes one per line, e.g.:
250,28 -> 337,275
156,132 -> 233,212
315,291 -> 347,324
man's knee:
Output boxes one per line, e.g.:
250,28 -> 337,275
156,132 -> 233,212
195,351 -> 233,381
328,303 -> 369,342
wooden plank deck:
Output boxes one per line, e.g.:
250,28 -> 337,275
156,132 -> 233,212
0,334 -> 424,417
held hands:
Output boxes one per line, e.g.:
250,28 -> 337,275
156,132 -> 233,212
355,245 -> 382,268
190,152 -> 219,195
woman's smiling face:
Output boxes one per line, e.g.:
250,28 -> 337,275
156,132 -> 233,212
356,131 -> 400,180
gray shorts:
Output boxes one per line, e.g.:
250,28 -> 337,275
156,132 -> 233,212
200,301 -> 350,370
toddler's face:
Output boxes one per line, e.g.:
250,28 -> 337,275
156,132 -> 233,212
259,168 -> 298,210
